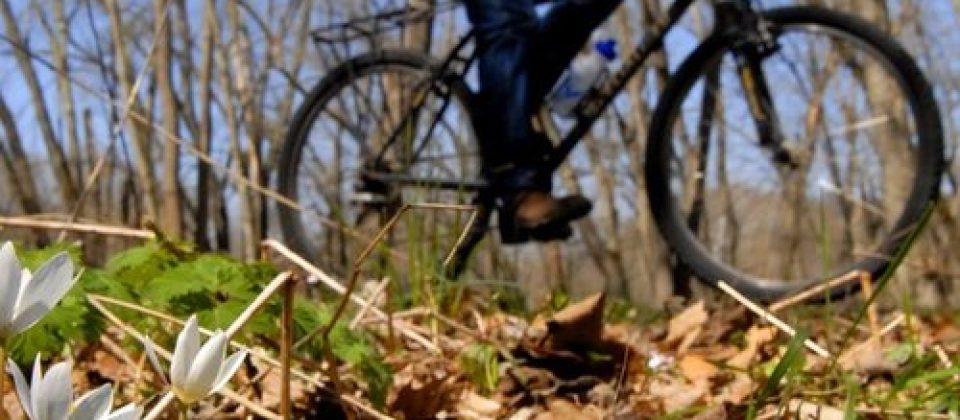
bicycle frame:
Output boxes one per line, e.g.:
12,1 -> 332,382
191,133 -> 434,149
354,0 -> 785,277
365,0 -> 781,191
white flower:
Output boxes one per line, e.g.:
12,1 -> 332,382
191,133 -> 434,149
6,356 -> 142,420
647,350 -> 674,371
0,242 -> 76,342
146,315 -> 247,404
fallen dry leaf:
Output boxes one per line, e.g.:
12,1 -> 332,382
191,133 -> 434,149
507,407 -> 538,420
3,391 -> 22,420
389,359 -> 461,418
649,377 -> 709,414
586,382 -> 616,407
839,337 -> 899,375
457,391 -> 502,419
88,350 -> 125,382
676,326 -> 702,355
787,399 -> 844,419
701,345 -> 740,363
715,372 -> 754,405
678,355 -> 719,383
539,399 -> 597,420
664,301 -> 708,346
691,404 -> 727,420
727,326 -> 778,369
487,313 -> 531,343
545,292 -> 606,351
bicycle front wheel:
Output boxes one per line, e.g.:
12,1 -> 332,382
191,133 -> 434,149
645,6 -> 944,301
277,50 -> 484,278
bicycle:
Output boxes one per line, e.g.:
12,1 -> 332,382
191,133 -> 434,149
278,0 -> 945,302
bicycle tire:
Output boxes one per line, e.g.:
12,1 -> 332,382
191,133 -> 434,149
277,50 -> 484,277
645,6 -> 944,301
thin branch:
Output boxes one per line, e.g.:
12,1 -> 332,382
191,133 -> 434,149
716,280 -> 832,359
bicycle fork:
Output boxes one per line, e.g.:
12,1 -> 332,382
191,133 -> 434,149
719,1 -> 797,168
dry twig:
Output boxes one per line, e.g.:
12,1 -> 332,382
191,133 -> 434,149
769,270 -> 867,313
717,281 -> 832,358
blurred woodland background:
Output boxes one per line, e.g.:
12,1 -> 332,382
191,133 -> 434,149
0,0 -> 958,309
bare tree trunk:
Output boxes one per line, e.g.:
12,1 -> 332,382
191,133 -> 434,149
81,109 -> 108,262
193,0 -> 216,249
172,0 -> 199,138
623,0 -> 675,304
615,4 -> 655,297
104,0 -> 160,223
715,116 -> 739,266
47,1 -> 83,188
557,163 -> 614,277
225,1 -> 260,260
0,0 -> 78,206
155,0 -> 182,237
585,129 -> 630,295
404,0 -> 435,52
268,0 -> 314,174
0,95 -> 45,223
213,176 -> 231,251
675,68 -> 718,296
209,5 -> 251,258
82,110 -> 103,222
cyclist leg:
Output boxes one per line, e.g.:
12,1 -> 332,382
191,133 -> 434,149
465,0 -> 592,242
463,0 -> 543,182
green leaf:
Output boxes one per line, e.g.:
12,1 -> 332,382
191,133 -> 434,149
884,342 -> 914,365
843,375 -> 859,420
106,242 -> 178,288
81,268 -> 134,301
145,262 -> 217,304
291,298 -> 392,408
361,356 -> 392,408
201,300 -> 249,331
8,324 -> 64,364
17,242 -> 82,269
748,330 -> 809,419
459,343 -> 499,394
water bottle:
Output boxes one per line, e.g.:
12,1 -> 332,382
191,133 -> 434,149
546,31 -> 618,118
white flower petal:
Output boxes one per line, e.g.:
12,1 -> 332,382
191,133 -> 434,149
29,356 -> 43,419
170,315 -> 200,388
181,331 -> 227,401
6,358 -> 34,420
141,336 -> 167,385
36,360 -> 73,420
0,242 -> 22,334
11,253 -> 76,335
103,403 -> 142,420
210,350 -> 247,395
69,383 -> 112,420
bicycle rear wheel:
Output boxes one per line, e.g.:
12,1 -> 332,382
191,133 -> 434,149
277,50 -> 485,278
645,6 -> 944,301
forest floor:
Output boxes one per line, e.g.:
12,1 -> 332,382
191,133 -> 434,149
347,288 -> 960,419
1,237 -> 959,419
